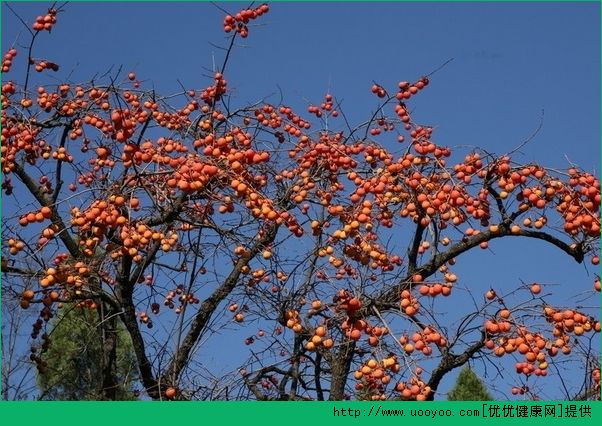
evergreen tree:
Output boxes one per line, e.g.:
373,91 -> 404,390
447,366 -> 494,401
37,306 -> 139,400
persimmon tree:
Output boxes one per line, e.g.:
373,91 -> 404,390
1,4 -> 600,401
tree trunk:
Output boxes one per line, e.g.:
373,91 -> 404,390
99,304 -> 118,400
328,341 -> 355,400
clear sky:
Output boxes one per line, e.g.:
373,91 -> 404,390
2,2 -> 599,171
1,1 -> 600,400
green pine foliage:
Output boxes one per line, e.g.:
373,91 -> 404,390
37,307 -> 139,400
447,366 -> 494,401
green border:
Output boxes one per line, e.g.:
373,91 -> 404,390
0,401 -> 601,425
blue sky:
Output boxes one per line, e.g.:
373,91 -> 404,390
2,2 -> 599,169
1,1 -> 600,400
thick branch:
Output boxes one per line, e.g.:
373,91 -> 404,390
376,224 -> 584,310
51,123 -> 72,204
115,255 -> 160,399
408,221 -> 425,274
0,265 -> 38,276
12,162 -> 80,257
243,365 -> 292,401
426,333 -> 486,400
160,223 -> 280,385
328,339 -> 356,400
128,238 -> 162,286
314,353 -> 325,401
144,194 -> 186,227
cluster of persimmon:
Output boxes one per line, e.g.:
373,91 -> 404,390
200,72 -> 228,105
413,176 -> 478,223
370,117 -> 398,136
222,3 -> 269,38
247,197 -> 293,229
543,306 -> 600,337
1,79 -> 15,96
1,115 -> 49,172
79,95 -> 150,141
166,156 -> 220,193
30,316 -> 47,340
395,368 -> 431,401
1,48 -> 17,73
511,385 -> 529,396
241,267 -> 272,288
354,356 -> 400,400
38,224 -> 59,247
117,222 -> 165,259
484,310 -> 598,380
82,115 -> 110,141
490,162 -> 601,236
161,285 -> 197,313
371,84 -> 387,98
30,334 -> 50,374
39,261 -> 90,290
334,290 -> 372,341
364,325 -> 389,347
33,174 -> 54,195
18,205 -> 52,227
151,104 -> 193,131
20,288 -> 36,309
453,152 -> 484,184
334,289 -> 361,313
51,146 -> 73,162
287,133 -> 360,175
304,325 -> 334,351
394,102 -> 411,126
279,106 -> 312,134
486,326 -> 552,377
556,169 -> 600,237
312,262 -> 352,281
177,291 -> 200,308
32,59 -> 59,73
69,197 -> 128,255
36,86 -> 62,112
138,311 -> 153,328
32,9 -> 57,32
484,318 -> 513,336
253,104 -> 286,129
399,326 -> 446,356
341,237 -> 399,271
307,93 -> 338,118
131,139 -> 183,167
70,196 -> 175,258
284,309 -> 303,333
319,209 -> 399,272
253,268 -> 277,287
400,289 -> 420,317
407,127 -> 444,159
6,238 -> 26,255
259,375 -> 280,391
107,108 -> 139,142
395,78 -> 430,101
228,303 -> 248,323
417,282 -> 452,297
